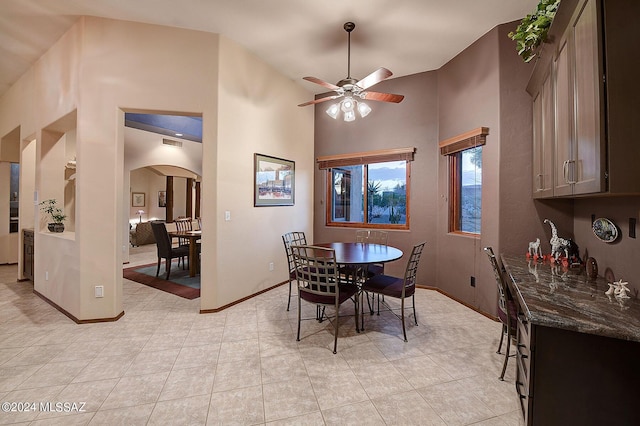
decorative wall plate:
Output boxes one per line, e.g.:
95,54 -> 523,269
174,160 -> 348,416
592,218 -> 618,243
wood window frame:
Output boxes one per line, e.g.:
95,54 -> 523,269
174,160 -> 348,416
318,147 -> 416,230
440,128 -> 488,236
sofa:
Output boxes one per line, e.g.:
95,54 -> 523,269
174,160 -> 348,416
130,221 -> 156,246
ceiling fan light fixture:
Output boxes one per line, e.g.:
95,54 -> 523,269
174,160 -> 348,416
343,110 -> 356,122
326,103 -> 340,119
357,101 -> 372,118
341,97 -> 355,112
300,22 -> 403,123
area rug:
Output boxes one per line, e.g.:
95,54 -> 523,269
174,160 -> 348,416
123,261 -> 200,299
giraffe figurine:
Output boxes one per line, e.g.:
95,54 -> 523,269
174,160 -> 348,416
544,219 -> 571,261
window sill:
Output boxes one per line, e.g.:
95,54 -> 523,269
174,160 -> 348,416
447,231 -> 481,239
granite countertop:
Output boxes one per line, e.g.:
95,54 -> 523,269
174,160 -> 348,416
501,254 -> 640,343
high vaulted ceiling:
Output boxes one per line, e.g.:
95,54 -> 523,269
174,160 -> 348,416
0,0 -> 537,98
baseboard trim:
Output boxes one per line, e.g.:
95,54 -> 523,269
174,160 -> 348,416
33,290 -> 125,324
416,285 -> 498,322
200,281 -> 288,314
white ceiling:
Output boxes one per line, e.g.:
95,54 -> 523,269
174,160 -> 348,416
0,0 -> 537,98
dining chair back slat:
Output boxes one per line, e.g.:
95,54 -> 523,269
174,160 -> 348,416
361,241 -> 426,342
353,230 -> 389,278
291,244 -> 359,354
355,229 -> 388,245
282,231 -> 307,311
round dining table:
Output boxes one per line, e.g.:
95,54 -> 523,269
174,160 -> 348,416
314,242 -> 403,266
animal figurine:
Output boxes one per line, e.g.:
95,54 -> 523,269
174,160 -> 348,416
605,283 -> 616,296
614,280 -> 631,299
528,238 -> 543,258
544,219 -> 581,264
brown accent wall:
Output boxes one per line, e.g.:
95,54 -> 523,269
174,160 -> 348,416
436,26 -> 502,314
497,23 -> 574,262
574,197 -> 640,295
313,71 -> 439,284
313,21 -> 580,318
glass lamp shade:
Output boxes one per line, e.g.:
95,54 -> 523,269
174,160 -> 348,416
357,102 -> 372,117
326,103 -> 340,119
341,97 -> 355,112
325,97 -> 372,121
343,110 -> 356,122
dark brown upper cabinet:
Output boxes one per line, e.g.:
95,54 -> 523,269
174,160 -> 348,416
528,0 -> 640,198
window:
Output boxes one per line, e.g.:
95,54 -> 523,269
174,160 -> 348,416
318,148 -> 415,230
440,127 -> 488,236
450,147 -> 482,234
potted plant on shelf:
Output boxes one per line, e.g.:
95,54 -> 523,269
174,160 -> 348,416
39,199 -> 67,232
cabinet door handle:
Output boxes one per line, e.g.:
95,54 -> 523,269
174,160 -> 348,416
536,174 -> 543,190
567,159 -> 577,184
563,160 -> 570,184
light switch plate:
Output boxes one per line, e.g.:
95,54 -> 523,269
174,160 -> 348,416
225,211 -> 231,221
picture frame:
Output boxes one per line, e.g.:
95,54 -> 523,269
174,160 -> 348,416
132,192 -> 145,207
158,190 -> 167,208
254,153 -> 295,207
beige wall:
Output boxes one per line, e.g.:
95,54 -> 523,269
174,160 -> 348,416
211,36 -> 314,308
0,17 -> 314,319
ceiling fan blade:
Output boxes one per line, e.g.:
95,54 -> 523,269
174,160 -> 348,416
361,91 -> 404,103
298,94 -> 341,107
356,67 -> 393,90
302,76 -> 340,91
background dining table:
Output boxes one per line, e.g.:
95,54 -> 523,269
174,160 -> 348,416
314,242 -> 403,267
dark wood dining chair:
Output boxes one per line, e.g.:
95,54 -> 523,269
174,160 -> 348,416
150,221 -> 190,280
292,244 -> 359,354
484,246 -> 518,380
361,242 -> 426,342
175,217 -> 200,270
282,231 -> 307,311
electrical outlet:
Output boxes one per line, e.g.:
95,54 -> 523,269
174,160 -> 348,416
269,262 -> 274,271
470,276 -> 476,287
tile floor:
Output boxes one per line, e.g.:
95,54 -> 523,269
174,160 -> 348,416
0,246 -> 523,425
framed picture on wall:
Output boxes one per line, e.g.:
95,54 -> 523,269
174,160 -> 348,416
254,153 -> 295,207
132,192 -> 145,207
158,191 -> 167,207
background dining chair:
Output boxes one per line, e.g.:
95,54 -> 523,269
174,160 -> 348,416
282,231 -> 307,311
341,229 -> 390,284
174,217 -> 192,268
484,246 -> 518,380
292,244 -> 359,354
361,242 -> 426,342
175,217 -> 201,271
150,221 -> 190,280
356,229 -> 389,277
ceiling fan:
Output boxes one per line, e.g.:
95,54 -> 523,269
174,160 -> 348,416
298,22 -> 404,121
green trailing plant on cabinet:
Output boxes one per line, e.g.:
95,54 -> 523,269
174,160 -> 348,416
508,0 -> 560,63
